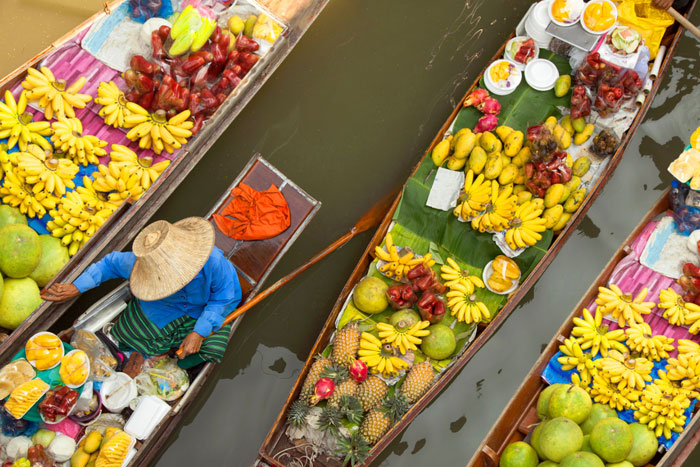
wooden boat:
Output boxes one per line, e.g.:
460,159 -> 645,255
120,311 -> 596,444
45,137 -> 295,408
468,189 -> 700,467
256,4 -> 696,466
0,0 -> 330,354
46,153 -> 320,466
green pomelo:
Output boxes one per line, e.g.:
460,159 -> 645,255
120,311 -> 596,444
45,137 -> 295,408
590,418 -> 633,463
500,441 -> 538,467
352,276 -> 389,313
538,462 -> 558,467
580,404 -> 617,435
0,277 -> 42,329
538,384 -> 566,419
539,417 -> 583,462
0,224 -> 41,278
29,235 -> 70,287
0,205 -> 27,229
559,452 -> 604,467
420,324 -> 456,360
625,423 -> 658,467
390,309 -> 421,330
548,384 -> 592,424
606,462 -> 633,467
530,422 -> 546,460
581,435 -> 593,453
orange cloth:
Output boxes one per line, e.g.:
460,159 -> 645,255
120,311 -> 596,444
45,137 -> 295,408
213,183 -> 291,241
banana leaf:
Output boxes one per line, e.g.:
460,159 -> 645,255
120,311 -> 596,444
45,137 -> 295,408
453,50 -> 572,134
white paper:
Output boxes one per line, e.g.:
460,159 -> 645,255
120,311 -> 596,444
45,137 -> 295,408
640,216 -> 698,279
426,167 -> 465,211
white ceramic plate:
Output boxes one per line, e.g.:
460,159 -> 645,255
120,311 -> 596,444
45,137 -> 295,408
482,260 -> 520,295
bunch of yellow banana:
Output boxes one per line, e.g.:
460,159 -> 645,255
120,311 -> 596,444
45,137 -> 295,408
504,200 -> 547,250
0,143 -> 18,175
598,349 -> 653,391
595,284 -> 655,327
440,257 -> 484,293
658,287 -> 700,329
453,170 -> 491,220
357,332 -> 409,378
0,90 -> 52,151
47,191 -> 115,256
375,232 -> 434,281
376,321 -> 431,354
16,144 -> 78,197
677,339 -> 700,357
21,67 -> 92,120
91,163 -> 143,204
558,337 -> 599,386
76,176 -> 121,212
0,170 -> 58,218
571,307 -> 627,357
470,181 -> 517,233
665,352 -> 700,393
94,81 -> 132,128
590,373 -> 640,411
446,289 -> 490,323
624,322 -> 675,361
634,383 -> 690,440
654,370 -> 699,399
50,116 -> 107,166
123,104 -> 193,155
92,145 -> 171,199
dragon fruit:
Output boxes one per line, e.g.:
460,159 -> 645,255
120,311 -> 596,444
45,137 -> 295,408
310,377 -> 335,405
349,359 -> 368,383
463,88 -> 490,107
474,114 -> 498,133
477,97 -> 501,115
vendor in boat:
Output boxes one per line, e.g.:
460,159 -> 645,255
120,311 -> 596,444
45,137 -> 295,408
41,217 -> 241,369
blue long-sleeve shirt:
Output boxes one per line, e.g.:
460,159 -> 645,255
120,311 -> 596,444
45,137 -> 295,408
73,247 -> 242,337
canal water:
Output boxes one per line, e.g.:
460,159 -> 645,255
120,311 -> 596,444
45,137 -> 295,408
3,1 -> 700,466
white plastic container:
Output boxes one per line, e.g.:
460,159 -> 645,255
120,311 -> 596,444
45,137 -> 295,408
504,36 -> 540,70
524,59 -> 560,91
484,60 -> 522,96
581,0 -> 617,35
548,0 -> 584,27
101,373 -> 138,413
124,395 -> 170,440
525,1 -> 554,49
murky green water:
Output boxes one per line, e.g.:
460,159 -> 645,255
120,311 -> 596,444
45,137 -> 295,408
3,0 -> 700,465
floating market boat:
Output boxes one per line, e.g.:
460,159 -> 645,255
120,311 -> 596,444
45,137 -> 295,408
469,185 -> 700,467
257,2 -> 696,465
0,0 -> 329,353
0,154 -> 319,466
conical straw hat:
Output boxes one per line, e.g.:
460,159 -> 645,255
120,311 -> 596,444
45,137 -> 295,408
130,217 -> 215,301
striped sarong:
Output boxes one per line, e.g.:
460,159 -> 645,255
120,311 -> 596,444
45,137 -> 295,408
111,299 -> 232,363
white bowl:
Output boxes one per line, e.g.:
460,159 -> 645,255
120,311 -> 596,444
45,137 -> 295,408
524,59 -> 560,91
548,0 -> 584,27
484,60 -> 522,96
25,331 -> 64,371
60,349 -> 91,389
482,260 -> 520,295
101,373 -> 138,413
504,37 -> 540,70
581,0 -> 618,35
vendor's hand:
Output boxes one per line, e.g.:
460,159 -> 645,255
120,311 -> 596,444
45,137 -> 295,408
652,0 -> 673,10
41,283 -> 80,303
179,332 -> 204,358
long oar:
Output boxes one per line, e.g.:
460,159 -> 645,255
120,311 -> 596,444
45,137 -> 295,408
177,187 -> 400,355
669,7 -> 700,41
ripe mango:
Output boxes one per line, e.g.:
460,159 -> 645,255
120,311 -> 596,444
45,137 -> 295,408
553,212 -> 572,233
499,164 -> 518,185
511,147 -> 531,167
559,184 -> 572,203
513,184 -> 527,195
453,133 -> 477,159
451,128 -> 472,149
431,139 -> 451,166
446,157 -> 467,171
543,116 -> 558,132
531,198 -> 544,212
574,123 -> 595,145
84,430 -> 103,454
565,153 -> 573,168
513,167 -> 526,185
479,131 -> 500,153
564,188 -> 587,213
483,152 -> 503,180
488,274 -> 512,293
243,15 -> 258,38
493,255 -> 520,280
544,184 -> 565,208
566,176 -> 581,192
71,449 -> 90,467
517,190 -> 533,204
500,153 -> 510,168
561,115 -> 574,135
543,205 -> 564,229
572,117 -> 587,133
553,125 -> 571,149
496,125 -> 514,142
554,75 -> 571,98
468,147 -> 488,174
572,156 -> 591,177
504,131 -> 524,157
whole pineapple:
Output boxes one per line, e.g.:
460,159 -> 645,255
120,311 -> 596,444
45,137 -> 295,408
327,379 -> 359,408
356,375 -> 389,412
332,323 -> 361,367
359,395 -> 409,445
300,355 -> 332,404
400,362 -> 435,404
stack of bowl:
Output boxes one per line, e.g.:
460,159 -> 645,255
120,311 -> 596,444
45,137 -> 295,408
525,0 -> 554,49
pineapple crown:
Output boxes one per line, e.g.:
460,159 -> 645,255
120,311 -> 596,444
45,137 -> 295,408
318,405 -> 344,436
334,431 -> 370,467
380,394 -> 409,423
320,362 -> 350,383
337,395 -> 364,425
287,400 -> 310,428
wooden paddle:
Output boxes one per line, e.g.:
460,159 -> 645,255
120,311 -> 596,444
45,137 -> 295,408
669,7 -> 700,41
177,187 -> 400,355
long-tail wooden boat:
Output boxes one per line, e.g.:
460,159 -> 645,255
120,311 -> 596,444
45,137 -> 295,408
0,0 -> 329,354
42,153 -> 319,466
469,188 -> 700,467
257,3 -> 696,465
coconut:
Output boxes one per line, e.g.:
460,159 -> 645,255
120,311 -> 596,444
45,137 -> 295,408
29,235 -> 70,287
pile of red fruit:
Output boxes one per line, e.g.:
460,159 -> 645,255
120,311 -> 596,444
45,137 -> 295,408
570,85 -> 591,120
463,88 -> 501,133
679,245 -> 700,305
123,25 -> 261,134
524,126 -> 572,198
38,386 -> 79,422
386,264 -> 447,324
575,52 -> 644,117
2,445 -> 53,467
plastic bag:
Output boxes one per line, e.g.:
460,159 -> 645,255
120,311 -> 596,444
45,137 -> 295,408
134,358 -> 189,401
670,181 -> 700,235
617,0 -> 674,59
128,0 -> 174,23
70,331 -> 117,382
